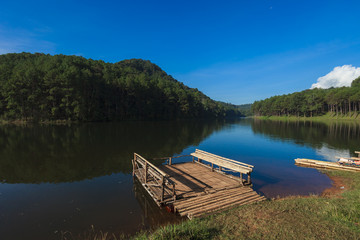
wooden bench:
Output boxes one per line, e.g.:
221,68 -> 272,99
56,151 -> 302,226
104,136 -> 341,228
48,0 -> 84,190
190,149 -> 254,184
355,151 -> 360,158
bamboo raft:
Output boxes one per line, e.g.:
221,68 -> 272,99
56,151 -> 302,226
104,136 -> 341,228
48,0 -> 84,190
132,149 -> 265,219
295,158 -> 360,172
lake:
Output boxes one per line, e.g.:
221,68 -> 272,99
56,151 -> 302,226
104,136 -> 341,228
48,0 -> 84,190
0,119 -> 359,239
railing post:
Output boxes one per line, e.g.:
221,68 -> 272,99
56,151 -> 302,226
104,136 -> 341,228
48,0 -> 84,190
169,157 -> 172,166
173,184 -> 176,201
161,176 -> 165,202
247,172 -> 251,185
211,163 -> 214,171
132,153 -> 137,177
132,159 -> 135,176
145,161 -> 148,183
240,173 -> 243,185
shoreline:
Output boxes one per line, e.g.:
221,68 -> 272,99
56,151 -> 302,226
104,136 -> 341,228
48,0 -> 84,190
132,170 -> 360,239
321,172 -> 348,197
254,113 -> 360,122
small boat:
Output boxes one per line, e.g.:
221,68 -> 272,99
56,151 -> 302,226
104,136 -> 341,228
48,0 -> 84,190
337,157 -> 360,167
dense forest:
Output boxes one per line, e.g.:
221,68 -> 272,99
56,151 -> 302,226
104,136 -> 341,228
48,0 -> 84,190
0,53 -> 242,121
238,104 -> 252,116
252,77 -> 360,117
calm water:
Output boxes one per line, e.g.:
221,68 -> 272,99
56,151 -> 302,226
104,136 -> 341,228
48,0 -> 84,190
0,119 -> 359,239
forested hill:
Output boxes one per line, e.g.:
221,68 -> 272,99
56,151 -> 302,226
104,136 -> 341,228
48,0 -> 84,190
0,53 -> 242,121
252,77 -> 360,117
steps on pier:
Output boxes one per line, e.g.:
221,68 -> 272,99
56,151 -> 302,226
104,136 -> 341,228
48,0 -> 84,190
173,186 -> 266,219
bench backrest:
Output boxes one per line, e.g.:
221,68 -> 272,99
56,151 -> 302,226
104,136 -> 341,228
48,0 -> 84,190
355,151 -> 360,157
190,149 -> 253,174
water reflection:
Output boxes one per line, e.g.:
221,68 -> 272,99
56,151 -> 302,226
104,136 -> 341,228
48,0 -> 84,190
251,119 -> 360,160
1,118 -> 359,239
0,120 -> 227,183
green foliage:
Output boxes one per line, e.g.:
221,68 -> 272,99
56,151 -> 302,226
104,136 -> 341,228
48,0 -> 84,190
135,219 -> 219,240
237,104 -> 252,116
0,53 -> 242,121
252,79 -> 360,117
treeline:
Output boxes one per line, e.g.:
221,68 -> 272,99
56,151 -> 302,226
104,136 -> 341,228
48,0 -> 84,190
252,77 -> 360,117
0,53 -> 241,121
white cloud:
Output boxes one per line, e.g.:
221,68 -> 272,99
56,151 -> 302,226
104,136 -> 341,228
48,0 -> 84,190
310,65 -> 360,89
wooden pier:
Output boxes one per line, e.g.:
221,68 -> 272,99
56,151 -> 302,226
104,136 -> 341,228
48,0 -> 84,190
295,158 -> 360,172
132,149 -> 265,219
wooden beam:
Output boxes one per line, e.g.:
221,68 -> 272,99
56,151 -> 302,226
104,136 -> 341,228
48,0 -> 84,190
195,149 -> 254,168
161,176 -> 165,202
191,152 -> 252,174
145,161 -> 148,183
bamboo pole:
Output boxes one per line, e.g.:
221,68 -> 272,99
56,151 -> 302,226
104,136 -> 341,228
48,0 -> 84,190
145,161 -> 148,183
173,184 -> 176,201
161,176 -> 165,202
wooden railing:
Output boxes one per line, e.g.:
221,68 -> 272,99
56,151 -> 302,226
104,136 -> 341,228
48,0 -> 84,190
132,153 -> 176,204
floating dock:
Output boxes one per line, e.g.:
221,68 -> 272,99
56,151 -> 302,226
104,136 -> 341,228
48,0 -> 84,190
132,149 -> 265,219
295,158 -> 360,172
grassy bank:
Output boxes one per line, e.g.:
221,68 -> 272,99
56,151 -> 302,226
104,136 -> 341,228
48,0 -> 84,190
133,170 -> 360,240
255,112 -> 360,122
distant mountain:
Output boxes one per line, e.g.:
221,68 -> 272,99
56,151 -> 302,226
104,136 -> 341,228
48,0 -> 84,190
237,104 -> 252,116
0,53 -> 242,121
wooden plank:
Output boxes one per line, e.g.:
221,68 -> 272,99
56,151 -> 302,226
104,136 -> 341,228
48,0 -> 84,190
174,188 -> 252,210
193,151 -> 253,172
188,194 -> 264,218
191,153 -> 251,174
177,190 -> 257,213
196,149 -> 254,168
135,153 -> 169,177
187,193 -> 263,217
174,186 -> 249,205
174,187 -> 247,208
191,196 -> 266,219
192,161 -> 245,184
178,191 -> 260,216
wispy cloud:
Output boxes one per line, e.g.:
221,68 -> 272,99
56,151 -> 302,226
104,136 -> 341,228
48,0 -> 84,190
0,25 -> 56,54
310,65 -> 360,89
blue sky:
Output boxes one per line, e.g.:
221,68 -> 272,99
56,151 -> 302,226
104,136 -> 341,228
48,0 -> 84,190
1,0 -> 360,104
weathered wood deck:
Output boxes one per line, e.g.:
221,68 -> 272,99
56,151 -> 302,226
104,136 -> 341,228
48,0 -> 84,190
132,150 -> 265,219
